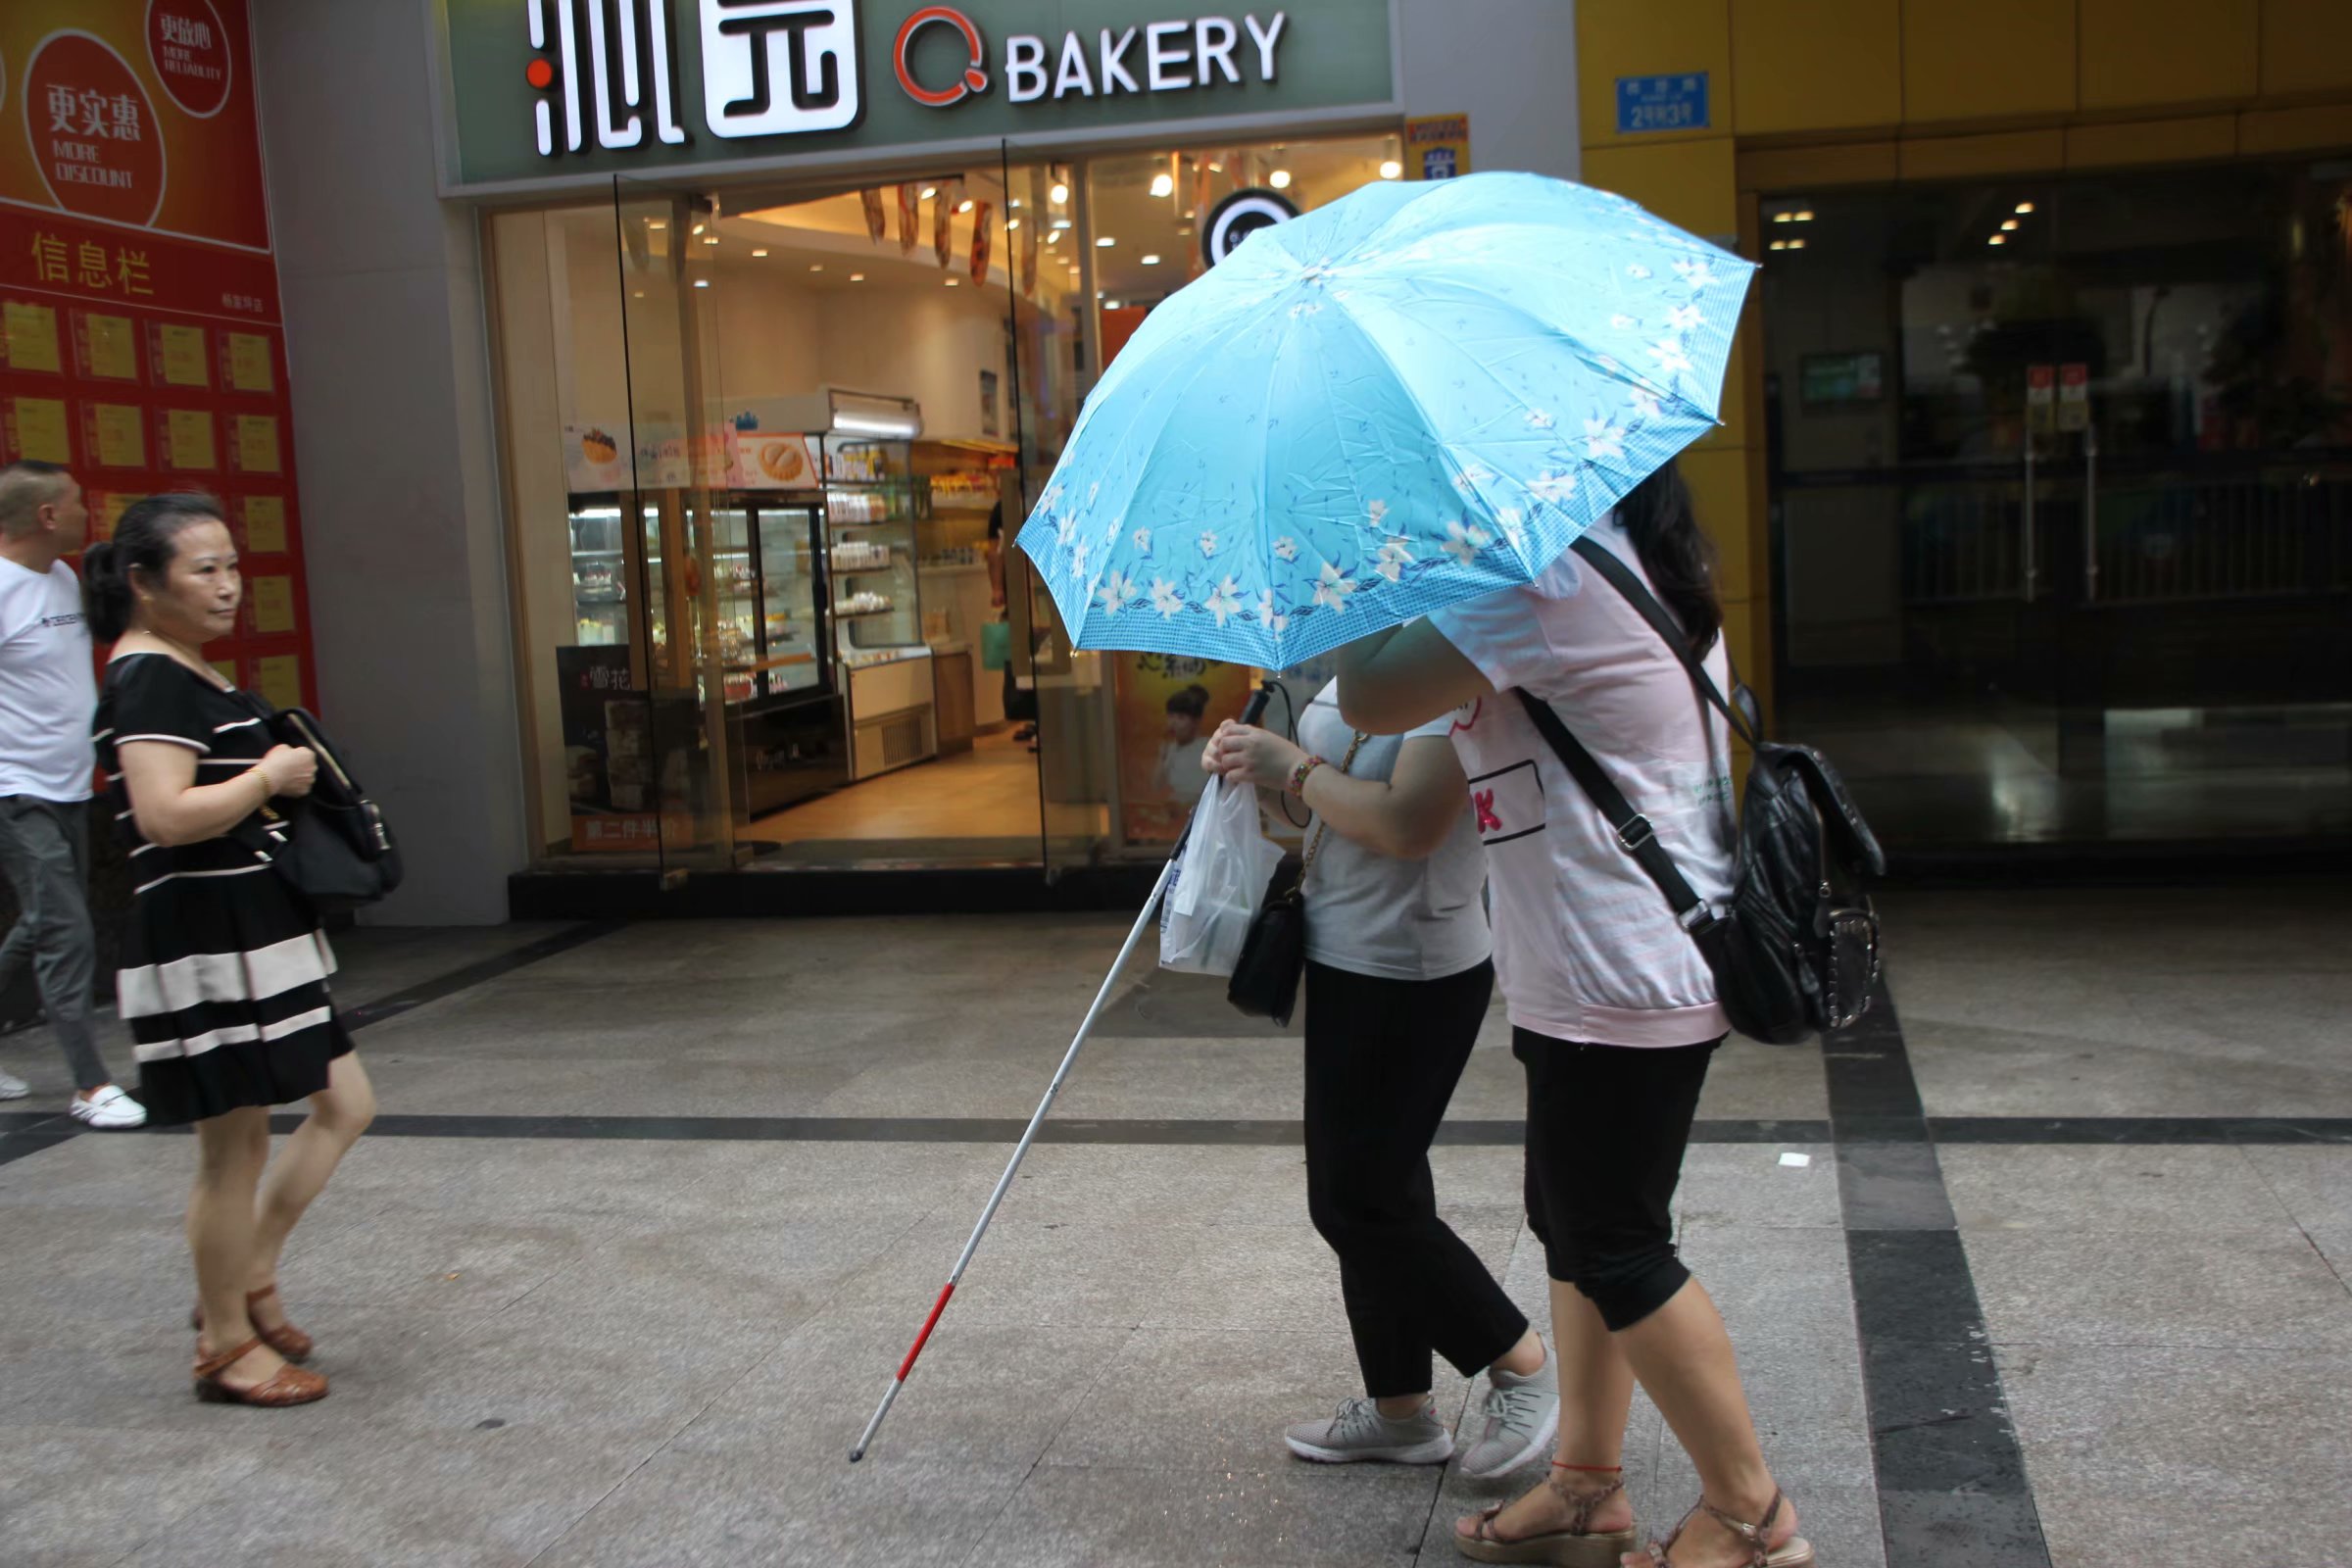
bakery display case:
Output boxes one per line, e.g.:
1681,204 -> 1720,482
819,422 -> 936,781
711,494 -> 845,818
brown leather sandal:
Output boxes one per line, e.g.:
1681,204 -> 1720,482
188,1284 -> 315,1362
192,1337 -> 329,1407
1456,1463 -> 1636,1566
1638,1491 -> 1813,1567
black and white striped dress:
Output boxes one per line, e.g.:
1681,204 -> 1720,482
95,653 -> 351,1125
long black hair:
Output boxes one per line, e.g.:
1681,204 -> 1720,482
80,492 -> 224,642
1615,460 -> 1721,656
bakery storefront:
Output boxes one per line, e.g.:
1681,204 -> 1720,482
437,0 -> 1441,888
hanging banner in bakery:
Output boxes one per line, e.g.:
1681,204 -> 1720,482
968,200 -> 993,284
0,0 -> 317,712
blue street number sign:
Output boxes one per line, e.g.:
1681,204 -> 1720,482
1616,73 -> 1710,134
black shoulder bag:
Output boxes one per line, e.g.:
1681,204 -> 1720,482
1514,537 -> 1886,1045
1226,732 -> 1366,1027
238,697 -> 404,911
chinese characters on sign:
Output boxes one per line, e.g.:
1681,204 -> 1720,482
1615,73 -> 1710,134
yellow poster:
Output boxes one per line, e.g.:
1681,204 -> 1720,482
166,409 -> 215,469
255,656 -> 302,711
226,332 -> 274,393
233,414 -> 281,474
1112,652 -> 1257,844
251,575 -> 295,634
82,314 -> 138,379
242,495 -> 287,554
94,492 -> 132,540
158,323 -> 209,387
4,301 -> 61,372
10,397 -> 71,463
92,404 -> 145,467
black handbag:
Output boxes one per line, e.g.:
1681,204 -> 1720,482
1227,733 -> 1365,1026
243,700 -> 404,911
1516,537 -> 1886,1045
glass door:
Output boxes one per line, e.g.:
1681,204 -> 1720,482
612,176 -> 737,869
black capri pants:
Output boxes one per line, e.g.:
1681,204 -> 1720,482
1514,1028 -> 1721,1333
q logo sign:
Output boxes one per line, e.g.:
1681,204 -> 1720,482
1202,187 -> 1298,268
894,6 -> 988,107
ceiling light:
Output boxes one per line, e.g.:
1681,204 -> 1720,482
1379,160 -> 1401,179
850,272 -> 864,281
1008,198 -> 1022,209
703,235 -> 718,245
1773,212 -> 1794,223
945,276 -> 958,286
1768,239 -> 1788,251
957,199 -> 973,214
1141,254 -> 1161,265
1051,217 -> 1072,229
693,278 -> 710,287
1177,226 -> 1192,236
2014,201 -> 2035,214
1786,237 -> 1805,250
1104,299 -> 1121,309
647,220 -> 666,230
808,263 -> 822,270
2000,219 -> 2018,231
1793,210 -> 1815,222
1097,235 -> 1115,247
1269,169 -> 1292,189
1207,161 -> 1223,173
1006,218 -> 1021,230
1050,181 -> 1069,204
691,221 -> 705,235
1046,230 -> 1061,245
632,289 -> 645,298
921,186 -> 938,199
1987,233 -> 2006,245
1150,172 -> 1174,197
751,248 -> 768,257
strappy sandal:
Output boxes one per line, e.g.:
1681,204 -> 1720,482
188,1284 -> 315,1362
192,1337 -> 329,1407
1457,1462 -> 1636,1566
1638,1491 -> 1813,1567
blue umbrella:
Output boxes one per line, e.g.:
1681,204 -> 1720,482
1015,172 -> 1754,668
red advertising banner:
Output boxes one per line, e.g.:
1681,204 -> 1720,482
0,0 -> 315,710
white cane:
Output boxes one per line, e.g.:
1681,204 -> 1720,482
849,686 -> 1273,1463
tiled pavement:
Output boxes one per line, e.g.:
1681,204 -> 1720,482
1,886 -> 2346,1566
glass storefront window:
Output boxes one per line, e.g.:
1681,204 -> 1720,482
487,128 -> 1409,875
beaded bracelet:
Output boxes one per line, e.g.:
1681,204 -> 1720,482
1287,755 -> 1326,796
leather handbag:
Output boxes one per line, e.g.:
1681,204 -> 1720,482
241,699 -> 404,911
1226,733 -> 1365,1026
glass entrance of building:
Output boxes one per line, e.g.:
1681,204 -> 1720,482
1763,161 -> 2352,851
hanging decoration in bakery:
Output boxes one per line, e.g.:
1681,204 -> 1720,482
897,184 -> 919,255
860,189 -> 888,244
969,200 -> 993,284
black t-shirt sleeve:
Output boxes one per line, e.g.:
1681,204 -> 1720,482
104,656 -> 213,754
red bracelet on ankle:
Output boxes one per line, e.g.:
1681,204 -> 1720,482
1551,1462 -> 1624,1472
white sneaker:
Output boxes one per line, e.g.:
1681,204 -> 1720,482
70,1085 -> 146,1130
1283,1396 -> 1454,1465
0,1067 -> 28,1101
1459,1341 -> 1561,1478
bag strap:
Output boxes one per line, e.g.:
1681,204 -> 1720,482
1567,537 -> 1762,748
1511,689 -> 1716,934
1298,732 -> 1368,878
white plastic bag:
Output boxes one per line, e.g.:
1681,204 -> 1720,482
1158,775 -> 1281,977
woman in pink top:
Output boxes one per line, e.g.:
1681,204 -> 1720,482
1339,464 -> 1811,1568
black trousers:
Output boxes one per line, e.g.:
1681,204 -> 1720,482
1515,1029 -> 1720,1332
1304,957 -> 1527,1398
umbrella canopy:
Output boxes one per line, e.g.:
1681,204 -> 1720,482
1015,172 -> 1755,668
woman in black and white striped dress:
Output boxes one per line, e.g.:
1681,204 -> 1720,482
85,494 -> 372,1408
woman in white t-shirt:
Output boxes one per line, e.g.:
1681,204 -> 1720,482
1338,465 -> 1813,1568
1200,681 -> 1558,1482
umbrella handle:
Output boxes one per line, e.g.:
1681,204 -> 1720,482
849,852 -> 1181,1462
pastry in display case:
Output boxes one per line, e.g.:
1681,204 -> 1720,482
821,424 -> 937,781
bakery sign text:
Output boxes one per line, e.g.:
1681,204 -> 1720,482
522,1 -> 1294,159
892,8 -> 1291,108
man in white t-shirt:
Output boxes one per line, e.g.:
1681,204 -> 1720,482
0,464 -> 143,1127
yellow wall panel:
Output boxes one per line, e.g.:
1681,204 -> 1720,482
1680,445 -> 1754,597
2236,102 -> 2352,155
1902,0 -> 2076,122
1582,138 -> 1740,240
1732,0 -> 1902,134
1738,141 -> 1901,192
1578,0 -> 1734,149
2259,0 -> 2352,99
2080,0 -> 2257,109
2064,116 -> 2236,170
1899,128 -> 2065,181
